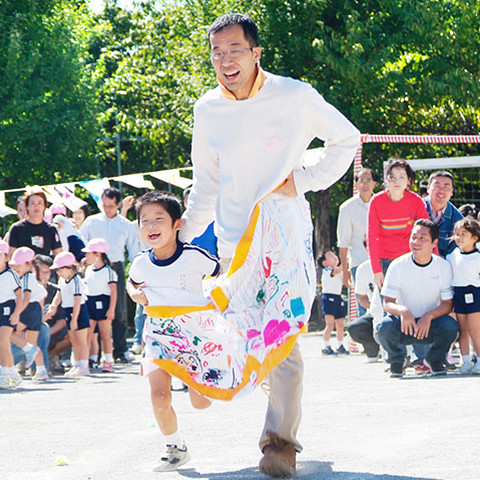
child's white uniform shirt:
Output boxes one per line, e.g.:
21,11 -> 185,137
0,269 -> 21,303
129,242 -> 220,297
84,264 -> 118,297
321,266 -> 343,295
59,274 -> 87,308
22,271 -> 45,303
446,248 -> 480,287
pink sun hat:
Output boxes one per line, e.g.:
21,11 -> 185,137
51,251 -> 76,270
9,247 -> 35,266
0,240 -> 9,254
81,238 -> 110,254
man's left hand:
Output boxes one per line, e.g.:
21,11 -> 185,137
275,172 -> 298,197
414,315 -> 432,340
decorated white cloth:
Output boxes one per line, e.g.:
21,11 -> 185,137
143,192 -> 316,401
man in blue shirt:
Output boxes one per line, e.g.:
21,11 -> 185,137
423,170 -> 463,258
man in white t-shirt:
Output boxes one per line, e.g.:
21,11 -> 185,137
377,219 -> 458,377
346,259 -> 380,360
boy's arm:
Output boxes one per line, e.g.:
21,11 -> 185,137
9,288 -> 24,325
70,295 -> 81,331
127,279 -> 148,306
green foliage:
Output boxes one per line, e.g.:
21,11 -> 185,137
0,0 -> 99,189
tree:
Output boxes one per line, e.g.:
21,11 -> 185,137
0,0 -> 99,189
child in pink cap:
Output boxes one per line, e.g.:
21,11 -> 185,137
47,252 -> 91,377
0,241 -> 27,388
9,246 -> 48,381
82,238 -> 118,372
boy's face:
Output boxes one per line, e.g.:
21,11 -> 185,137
322,251 -> 338,268
139,203 -> 183,252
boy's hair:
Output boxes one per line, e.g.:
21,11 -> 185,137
418,179 -> 429,197
208,13 -> 259,47
317,249 -> 334,268
100,252 -> 111,266
354,167 -> 376,183
413,219 -> 439,243
24,187 -> 47,208
135,191 -> 183,224
459,203 -> 477,219
453,217 -> 480,241
428,170 -> 454,187
384,157 -> 415,189
33,254 -> 53,268
101,187 -> 122,205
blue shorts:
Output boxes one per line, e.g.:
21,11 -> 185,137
322,293 -> 346,319
0,300 -> 16,328
64,303 -> 90,331
19,301 -> 42,331
453,285 -> 480,314
86,294 -> 111,321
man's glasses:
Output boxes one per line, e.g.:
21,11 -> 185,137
211,47 -> 253,61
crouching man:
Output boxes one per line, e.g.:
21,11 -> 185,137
377,219 -> 458,377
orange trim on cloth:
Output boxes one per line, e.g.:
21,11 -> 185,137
151,325 -> 307,401
218,66 -> 265,100
145,303 -> 216,318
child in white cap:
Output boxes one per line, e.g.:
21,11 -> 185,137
9,246 -> 48,381
47,252 -> 91,377
82,238 -> 117,373
0,240 -> 26,388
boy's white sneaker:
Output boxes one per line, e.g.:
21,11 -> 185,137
152,445 -> 191,472
8,372 -> 23,388
0,374 -> 11,389
32,370 -> 49,382
471,362 -> 480,375
460,362 -> 473,375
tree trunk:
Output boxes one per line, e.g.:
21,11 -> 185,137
312,189 -> 332,257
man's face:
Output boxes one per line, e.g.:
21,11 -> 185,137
355,170 -> 376,197
102,196 -> 120,219
409,225 -> 437,260
210,24 -> 262,100
37,263 -> 51,286
26,195 -> 46,220
427,176 -> 454,208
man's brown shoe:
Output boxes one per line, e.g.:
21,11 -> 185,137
259,432 -> 296,478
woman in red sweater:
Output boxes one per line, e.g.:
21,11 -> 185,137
367,158 -> 429,288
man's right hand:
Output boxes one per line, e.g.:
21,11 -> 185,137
400,311 -> 416,336
342,266 -> 351,287
373,272 -> 384,289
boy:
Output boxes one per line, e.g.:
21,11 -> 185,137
126,191 -> 220,472
318,249 -> 349,355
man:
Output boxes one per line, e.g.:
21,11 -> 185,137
337,168 -> 376,315
377,219 -> 458,377
179,13 -> 360,478
346,258 -> 380,361
424,170 -> 463,257
7,188 -> 63,258
34,255 -> 69,374
80,187 -> 139,363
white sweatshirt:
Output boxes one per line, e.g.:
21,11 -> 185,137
180,71 -> 360,257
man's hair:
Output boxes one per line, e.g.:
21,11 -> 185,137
135,191 -> 183,224
453,217 -> 480,241
384,157 -> 415,189
459,203 -> 477,219
413,219 -> 439,243
428,170 -> 454,187
317,249 -> 334,267
24,187 -> 47,208
208,13 -> 259,47
101,187 -> 122,205
33,254 -> 53,268
354,167 -> 376,183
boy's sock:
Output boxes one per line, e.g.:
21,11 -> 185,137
1,366 -> 9,375
7,367 -> 16,376
23,343 -> 34,353
164,430 -> 184,449
104,353 -> 113,363
336,338 -> 344,349
79,360 -> 89,369
90,354 -> 98,363
462,354 -> 472,365
36,365 -> 47,374
323,339 -> 330,349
